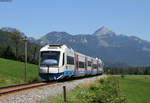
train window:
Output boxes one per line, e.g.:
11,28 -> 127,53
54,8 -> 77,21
40,51 -> 60,67
67,56 -> 74,65
79,61 -> 85,68
92,64 -> 98,69
88,61 -> 92,67
98,63 -> 101,67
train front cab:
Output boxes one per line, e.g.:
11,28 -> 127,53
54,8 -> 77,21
39,48 -> 67,80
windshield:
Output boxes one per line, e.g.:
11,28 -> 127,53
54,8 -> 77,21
40,51 -> 60,67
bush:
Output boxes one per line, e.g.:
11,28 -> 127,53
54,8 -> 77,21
121,74 -> 125,79
27,77 -> 42,83
71,76 -> 127,103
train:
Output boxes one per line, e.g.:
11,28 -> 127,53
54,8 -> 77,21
39,44 -> 104,80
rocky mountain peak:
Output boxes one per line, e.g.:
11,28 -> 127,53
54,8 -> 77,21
93,26 -> 115,36
98,26 -> 110,32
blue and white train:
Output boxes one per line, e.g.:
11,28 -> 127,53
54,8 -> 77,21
39,44 -> 104,80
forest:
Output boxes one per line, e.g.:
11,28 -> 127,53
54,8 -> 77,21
0,29 -> 40,64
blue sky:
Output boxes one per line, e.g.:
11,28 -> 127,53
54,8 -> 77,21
0,0 -> 150,40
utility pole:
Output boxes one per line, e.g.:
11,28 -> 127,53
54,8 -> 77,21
23,36 -> 28,82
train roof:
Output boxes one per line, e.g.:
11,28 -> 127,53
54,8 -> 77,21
40,44 -> 68,51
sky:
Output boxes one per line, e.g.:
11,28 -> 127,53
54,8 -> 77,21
0,0 -> 150,40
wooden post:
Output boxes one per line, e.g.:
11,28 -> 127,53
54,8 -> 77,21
63,86 -> 67,103
23,36 -> 28,82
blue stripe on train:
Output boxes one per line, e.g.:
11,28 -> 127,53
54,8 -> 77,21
39,70 -> 103,80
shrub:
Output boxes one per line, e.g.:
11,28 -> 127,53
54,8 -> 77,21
72,76 -> 127,103
27,77 -> 42,83
121,74 -> 125,79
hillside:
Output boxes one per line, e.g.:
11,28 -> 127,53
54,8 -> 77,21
0,28 -> 40,64
0,58 -> 39,86
38,27 -> 150,66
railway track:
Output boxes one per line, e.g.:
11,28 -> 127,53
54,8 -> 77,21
0,82 -> 56,96
0,75 -> 103,96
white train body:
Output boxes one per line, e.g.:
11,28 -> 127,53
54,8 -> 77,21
39,44 -> 103,80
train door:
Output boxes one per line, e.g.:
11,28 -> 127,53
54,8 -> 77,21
75,54 -> 79,72
85,57 -> 88,74
91,59 -> 94,74
97,60 -> 99,74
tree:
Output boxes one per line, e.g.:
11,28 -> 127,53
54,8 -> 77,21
2,46 -> 16,59
11,32 -> 23,60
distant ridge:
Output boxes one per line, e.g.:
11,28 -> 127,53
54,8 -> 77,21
38,26 -> 150,66
1,26 -> 150,66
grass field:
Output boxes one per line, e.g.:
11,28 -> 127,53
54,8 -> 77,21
119,75 -> 150,103
40,75 -> 150,103
0,58 -> 40,86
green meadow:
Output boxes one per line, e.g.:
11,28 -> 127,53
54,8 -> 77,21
40,75 -> 150,103
119,75 -> 150,103
0,58 -> 40,86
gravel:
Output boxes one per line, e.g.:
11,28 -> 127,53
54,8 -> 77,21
0,75 -> 106,103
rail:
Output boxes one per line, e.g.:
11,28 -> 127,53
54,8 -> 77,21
0,82 -> 56,96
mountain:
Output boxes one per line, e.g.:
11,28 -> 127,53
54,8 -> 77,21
38,31 -> 72,45
1,26 -> 150,66
38,27 -> 150,66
